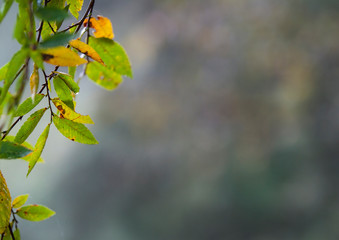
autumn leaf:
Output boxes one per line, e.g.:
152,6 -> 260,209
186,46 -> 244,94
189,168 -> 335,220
30,64 -> 39,99
84,16 -> 114,39
52,98 -> 94,124
12,194 -> 29,209
88,37 -> 133,78
69,39 -> 104,64
86,61 -> 123,90
41,46 -> 87,66
66,0 -> 84,19
0,170 -> 11,234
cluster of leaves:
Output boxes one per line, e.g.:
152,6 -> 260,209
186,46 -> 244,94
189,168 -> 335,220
1,172 -> 55,239
0,0 -> 132,238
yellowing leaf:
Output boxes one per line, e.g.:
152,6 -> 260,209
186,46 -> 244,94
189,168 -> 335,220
86,61 -> 122,90
88,37 -> 133,78
12,194 -> 29,209
0,170 -> 11,234
52,98 -> 94,124
41,46 -> 87,66
69,39 -> 104,64
66,0 -> 83,19
30,64 -> 39,99
84,16 -> 114,39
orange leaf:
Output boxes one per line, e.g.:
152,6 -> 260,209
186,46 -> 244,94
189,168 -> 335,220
69,39 -> 104,64
41,46 -> 87,66
84,16 -> 114,39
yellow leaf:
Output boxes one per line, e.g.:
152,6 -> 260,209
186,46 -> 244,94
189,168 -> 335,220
0,171 -> 11,234
52,98 -> 94,124
41,46 -> 87,66
84,16 -> 114,39
69,39 -> 104,65
67,0 -> 83,19
30,64 -> 39,99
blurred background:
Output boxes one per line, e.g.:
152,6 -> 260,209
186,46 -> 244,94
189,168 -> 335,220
1,0 -> 339,239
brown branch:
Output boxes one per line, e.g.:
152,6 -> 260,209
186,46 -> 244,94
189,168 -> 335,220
42,70 -> 54,122
1,117 -> 23,140
47,21 -> 56,33
8,223 -> 15,240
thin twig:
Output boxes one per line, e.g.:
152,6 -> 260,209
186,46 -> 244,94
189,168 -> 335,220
42,70 -> 54,122
1,117 -> 22,140
47,21 -> 56,33
8,223 -> 15,240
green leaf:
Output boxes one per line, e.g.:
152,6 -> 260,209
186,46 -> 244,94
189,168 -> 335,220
0,0 -> 14,23
0,171 -> 11,234
66,0 -> 83,19
53,71 -> 79,93
0,49 -> 29,105
39,0 -> 66,40
53,115 -> 98,144
14,108 -> 47,144
5,48 -> 28,81
35,7 -> 69,22
27,124 -> 50,176
0,62 -> 9,81
13,14 -> 26,45
30,50 -> 44,69
13,94 -> 45,117
48,0 -> 66,8
12,194 -> 29,209
4,136 -> 44,163
52,98 -> 93,124
17,0 -> 35,42
89,37 -> 133,78
16,204 -> 55,221
40,32 -> 74,48
0,141 -> 31,159
68,66 -> 76,78
86,61 -> 122,90
0,92 -> 14,117
41,21 -> 56,40
13,228 -> 20,240
53,76 -> 74,109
